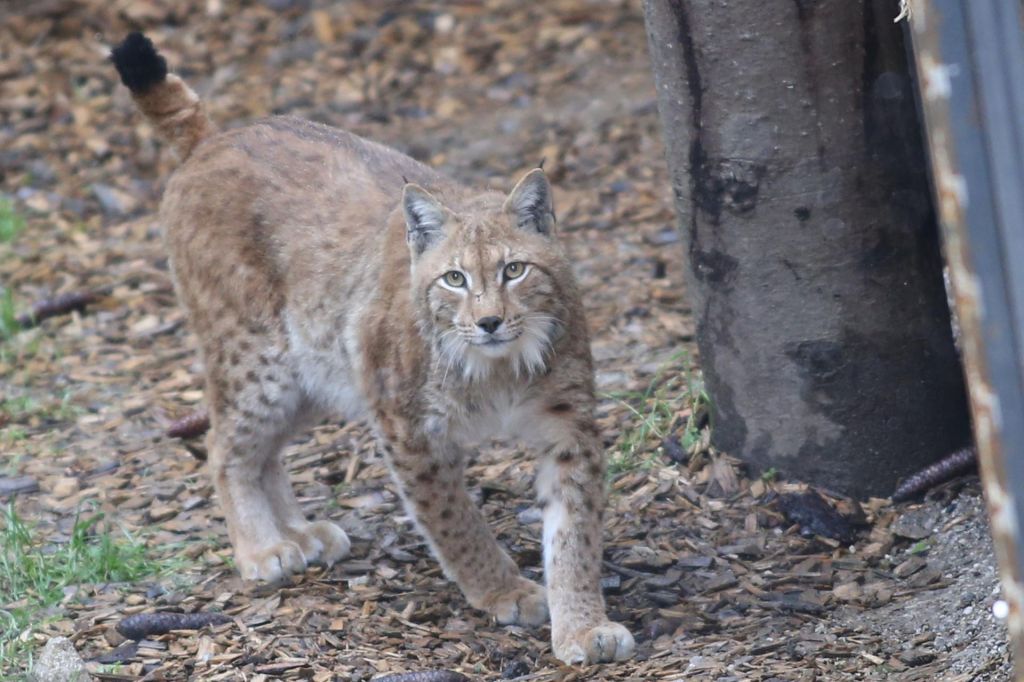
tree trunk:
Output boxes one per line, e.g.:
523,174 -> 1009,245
642,0 -> 971,497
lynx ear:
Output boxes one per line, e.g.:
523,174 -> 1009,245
504,168 -> 555,235
403,184 -> 447,255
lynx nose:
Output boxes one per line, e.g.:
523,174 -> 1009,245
476,316 -> 503,334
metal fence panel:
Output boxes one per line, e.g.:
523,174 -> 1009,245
908,0 -> 1024,674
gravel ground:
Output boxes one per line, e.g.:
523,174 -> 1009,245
834,485 -> 1012,681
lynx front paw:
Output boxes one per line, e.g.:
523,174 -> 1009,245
481,578 -> 549,627
285,521 -> 350,566
553,621 -> 635,664
237,540 -> 307,582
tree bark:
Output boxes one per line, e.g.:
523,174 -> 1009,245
643,0 -> 971,497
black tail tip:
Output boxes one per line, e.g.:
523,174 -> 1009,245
111,32 -> 168,93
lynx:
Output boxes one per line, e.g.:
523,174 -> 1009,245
111,33 -> 634,664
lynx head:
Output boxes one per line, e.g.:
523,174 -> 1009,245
404,168 -> 568,382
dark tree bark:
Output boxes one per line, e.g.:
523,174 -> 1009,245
643,0 -> 971,497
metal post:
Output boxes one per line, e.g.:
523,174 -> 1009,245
907,1 -> 1024,674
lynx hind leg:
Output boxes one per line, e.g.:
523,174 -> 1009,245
204,340 -> 345,581
261,454 -> 350,566
207,409 -> 303,582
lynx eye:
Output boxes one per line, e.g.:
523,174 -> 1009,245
442,270 -> 466,288
503,262 -> 526,280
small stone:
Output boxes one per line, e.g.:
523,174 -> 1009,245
894,555 -> 927,578
516,506 -> 542,524
891,507 -> 940,540
833,581 -> 862,601
898,648 -> 937,667
30,636 -> 91,682
91,184 -> 137,216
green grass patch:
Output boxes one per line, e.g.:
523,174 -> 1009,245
0,200 -> 25,244
604,351 -> 710,476
0,397 -> 36,422
0,503 -> 178,675
49,391 -> 83,423
1,427 -> 27,444
0,289 -> 19,341
0,392 -> 82,428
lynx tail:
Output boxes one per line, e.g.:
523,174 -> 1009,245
111,32 -> 215,159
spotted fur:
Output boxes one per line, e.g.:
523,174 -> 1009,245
112,34 -> 634,664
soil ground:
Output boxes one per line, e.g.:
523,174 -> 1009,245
0,1 -> 1013,680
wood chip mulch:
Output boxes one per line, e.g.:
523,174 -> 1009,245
0,1 -> 1009,680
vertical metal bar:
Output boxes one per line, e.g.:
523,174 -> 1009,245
908,0 -> 1024,675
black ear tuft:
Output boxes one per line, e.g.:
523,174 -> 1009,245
111,32 -> 168,93
403,184 -> 447,256
505,169 -> 555,235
